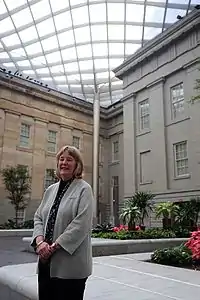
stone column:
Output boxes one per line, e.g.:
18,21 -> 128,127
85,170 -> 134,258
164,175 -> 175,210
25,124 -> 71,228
147,78 -> 168,191
93,90 -> 100,225
31,118 -> 47,201
123,93 -> 137,197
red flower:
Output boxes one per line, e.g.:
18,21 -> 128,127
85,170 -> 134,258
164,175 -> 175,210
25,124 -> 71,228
185,230 -> 200,260
135,225 -> 141,231
113,227 -> 119,232
112,225 -> 128,232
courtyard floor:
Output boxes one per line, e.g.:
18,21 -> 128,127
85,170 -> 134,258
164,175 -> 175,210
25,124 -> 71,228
1,237 -> 200,300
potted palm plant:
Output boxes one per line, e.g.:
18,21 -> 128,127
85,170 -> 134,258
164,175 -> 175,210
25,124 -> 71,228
120,198 -> 141,231
175,198 -> 200,230
155,202 -> 179,229
131,191 -> 154,230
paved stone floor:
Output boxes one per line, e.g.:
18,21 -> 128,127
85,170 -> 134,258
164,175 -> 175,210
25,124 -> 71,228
0,237 -> 36,267
86,254 -> 200,300
1,237 -> 200,299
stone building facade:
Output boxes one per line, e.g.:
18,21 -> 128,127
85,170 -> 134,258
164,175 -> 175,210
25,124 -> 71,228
0,74 -> 122,224
1,9 -> 199,226
114,9 -> 200,227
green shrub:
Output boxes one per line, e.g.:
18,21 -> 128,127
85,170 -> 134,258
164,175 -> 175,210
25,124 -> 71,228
0,219 -> 33,229
92,223 -> 114,233
23,219 -> 34,229
172,226 -> 191,238
0,219 -> 18,229
92,228 -> 177,240
151,244 -> 192,267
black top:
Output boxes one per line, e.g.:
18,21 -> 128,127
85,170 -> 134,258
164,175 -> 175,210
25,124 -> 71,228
44,178 -> 73,244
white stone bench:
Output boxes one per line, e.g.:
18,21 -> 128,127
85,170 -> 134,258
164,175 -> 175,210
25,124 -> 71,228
0,263 -> 37,300
0,229 -> 33,237
22,237 -> 188,256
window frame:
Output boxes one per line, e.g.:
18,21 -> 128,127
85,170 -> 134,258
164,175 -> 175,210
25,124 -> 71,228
15,208 -> 26,224
139,99 -> 150,131
72,136 -> 80,149
44,168 -> 56,190
20,123 -> 30,148
173,141 -> 189,178
47,130 -> 57,153
171,82 -> 184,120
112,140 -> 119,161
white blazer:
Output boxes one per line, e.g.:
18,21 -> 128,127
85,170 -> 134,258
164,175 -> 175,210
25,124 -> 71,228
31,178 -> 94,279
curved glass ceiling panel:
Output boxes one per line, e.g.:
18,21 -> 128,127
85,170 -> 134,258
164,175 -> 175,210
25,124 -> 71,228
5,0 -> 26,10
0,0 -> 7,14
31,0 -> 51,20
12,8 -> 33,28
0,17 -> 14,34
19,26 -> 38,43
0,0 -> 195,107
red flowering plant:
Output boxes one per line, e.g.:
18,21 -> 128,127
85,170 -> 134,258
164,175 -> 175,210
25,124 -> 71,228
185,230 -> 200,267
113,225 -> 141,232
113,225 -> 128,232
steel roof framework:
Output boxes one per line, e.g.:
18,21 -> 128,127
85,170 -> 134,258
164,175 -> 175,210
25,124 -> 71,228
0,0 -> 197,107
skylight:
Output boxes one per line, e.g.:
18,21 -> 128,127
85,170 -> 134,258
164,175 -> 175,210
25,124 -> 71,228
0,0 -> 192,107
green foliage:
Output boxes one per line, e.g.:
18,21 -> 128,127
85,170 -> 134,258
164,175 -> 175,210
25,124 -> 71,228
155,202 -> 179,219
23,219 -> 34,229
92,228 -> 179,240
1,165 -> 31,226
0,219 -> 33,229
128,192 -> 154,225
172,226 -> 191,238
175,198 -> 200,229
92,223 -> 114,233
120,198 -> 141,230
151,244 -> 192,267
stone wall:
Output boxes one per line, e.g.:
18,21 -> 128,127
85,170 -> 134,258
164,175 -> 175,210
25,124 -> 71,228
0,77 -> 108,224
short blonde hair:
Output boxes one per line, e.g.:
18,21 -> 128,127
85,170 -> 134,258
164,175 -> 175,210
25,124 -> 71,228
56,145 -> 83,179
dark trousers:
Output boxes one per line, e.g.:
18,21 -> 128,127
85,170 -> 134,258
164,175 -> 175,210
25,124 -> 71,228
38,260 -> 87,300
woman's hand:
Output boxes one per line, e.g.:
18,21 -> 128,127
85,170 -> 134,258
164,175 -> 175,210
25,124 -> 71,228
37,242 -> 53,260
50,242 -> 60,252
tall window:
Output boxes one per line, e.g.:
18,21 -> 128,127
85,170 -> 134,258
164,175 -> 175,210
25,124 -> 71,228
112,140 -> 119,161
99,143 -> 103,164
139,99 -> 150,130
15,209 -> 26,224
73,136 -> 80,149
20,123 -> 30,147
45,169 -> 56,190
171,83 -> 184,119
140,150 -> 152,184
47,130 -> 57,153
174,141 -> 188,177
112,176 -> 119,201
112,176 -> 119,225
99,176 -> 103,198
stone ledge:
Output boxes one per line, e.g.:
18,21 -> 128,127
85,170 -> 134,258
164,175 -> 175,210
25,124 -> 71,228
22,237 -> 188,256
0,263 -> 37,300
0,229 -> 33,237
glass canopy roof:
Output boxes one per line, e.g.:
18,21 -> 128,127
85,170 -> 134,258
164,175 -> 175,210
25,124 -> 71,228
0,0 -> 197,107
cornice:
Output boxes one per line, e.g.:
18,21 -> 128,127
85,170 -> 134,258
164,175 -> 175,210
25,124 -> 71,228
0,73 -> 123,120
114,9 -> 200,79
146,77 -> 165,89
0,75 -> 94,117
120,92 -> 136,103
4,109 -> 21,116
182,57 -> 200,69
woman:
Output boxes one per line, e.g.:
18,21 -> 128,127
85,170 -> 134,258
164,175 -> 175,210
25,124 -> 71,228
31,145 -> 94,300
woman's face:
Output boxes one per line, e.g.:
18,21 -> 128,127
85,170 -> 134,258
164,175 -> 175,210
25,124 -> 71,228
58,151 -> 76,181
